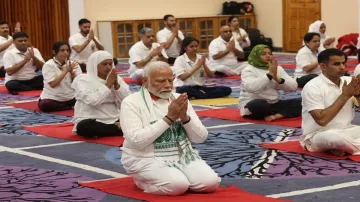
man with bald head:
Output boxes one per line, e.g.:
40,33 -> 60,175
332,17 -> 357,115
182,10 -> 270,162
208,25 -> 246,76
128,27 -> 168,82
120,61 -> 220,195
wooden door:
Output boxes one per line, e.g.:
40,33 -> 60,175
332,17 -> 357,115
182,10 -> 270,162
178,18 -> 196,38
283,0 -> 321,51
134,20 -> 153,41
113,21 -> 135,58
195,18 -> 219,53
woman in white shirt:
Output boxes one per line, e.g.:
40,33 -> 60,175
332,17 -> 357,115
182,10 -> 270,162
173,37 -> 232,99
239,44 -> 301,122
295,32 -> 322,88
308,21 -> 335,50
228,16 -> 251,49
38,41 -> 81,112
72,51 -> 132,138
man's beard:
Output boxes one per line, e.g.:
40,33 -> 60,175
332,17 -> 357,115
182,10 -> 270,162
147,84 -> 172,99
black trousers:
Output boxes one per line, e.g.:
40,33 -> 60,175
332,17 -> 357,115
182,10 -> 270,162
176,85 -> 232,99
296,74 -> 318,88
79,63 -> 87,73
76,119 -> 123,138
5,75 -> 44,91
244,98 -> 302,120
0,66 -> 5,78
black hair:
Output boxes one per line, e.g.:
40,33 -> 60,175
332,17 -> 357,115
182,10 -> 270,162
113,58 -> 118,66
180,37 -> 199,55
318,48 -> 345,64
12,32 -> 28,40
304,32 -> 320,43
163,14 -> 174,21
228,16 -> 238,23
0,21 -> 9,26
78,18 -> 91,26
52,41 -> 70,56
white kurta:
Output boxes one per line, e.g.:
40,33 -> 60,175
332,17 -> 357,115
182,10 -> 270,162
71,74 -> 132,132
231,28 -> 251,48
3,47 -> 45,84
120,88 -> 220,195
300,74 -> 360,154
40,59 -> 82,101
0,35 -> 14,67
238,65 -> 298,116
173,53 -> 214,87
294,46 -> 322,79
208,36 -> 247,75
156,28 -> 184,58
128,41 -> 168,82
69,33 -> 101,64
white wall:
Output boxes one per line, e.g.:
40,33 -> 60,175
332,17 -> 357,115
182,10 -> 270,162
97,22 -> 114,55
68,0 -> 85,36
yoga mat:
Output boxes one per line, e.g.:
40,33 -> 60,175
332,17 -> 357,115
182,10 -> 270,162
345,66 -> 355,72
6,101 -> 74,117
79,177 -> 292,202
0,85 -> 42,96
190,97 -> 238,106
123,77 -> 141,85
196,108 -> 302,127
225,75 -> 241,79
280,64 -> 296,69
22,122 -> 124,147
260,140 -> 360,162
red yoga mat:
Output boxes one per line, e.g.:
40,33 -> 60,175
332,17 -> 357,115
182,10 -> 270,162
259,140 -> 360,162
22,122 -> 124,147
79,177 -> 292,202
0,85 -> 42,96
345,66 -> 355,72
225,75 -> 241,79
123,77 -> 141,85
6,101 -> 74,117
196,108 -> 302,127
280,64 -> 296,69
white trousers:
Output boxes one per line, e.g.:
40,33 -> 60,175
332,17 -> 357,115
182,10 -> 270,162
122,155 -> 221,196
213,62 -> 248,76
304,126 -> 360,155
129,69 -> 144,82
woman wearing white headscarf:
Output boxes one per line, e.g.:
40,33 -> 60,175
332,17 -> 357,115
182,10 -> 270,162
308,20 -> 335,51
72,51 -> 132,138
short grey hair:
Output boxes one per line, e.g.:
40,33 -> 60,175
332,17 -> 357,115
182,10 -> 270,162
139,27 -> 153,37
143,61 -> 171,78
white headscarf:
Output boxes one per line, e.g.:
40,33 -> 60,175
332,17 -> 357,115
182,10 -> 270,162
86,50 -> 114,81
308,20 -> 326,39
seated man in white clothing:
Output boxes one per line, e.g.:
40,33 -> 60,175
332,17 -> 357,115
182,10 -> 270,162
69,18 -> 104,72
128,28 -> 168,82
156,14 -> 184,65
3,32 -> 45,92
120,61 -> 220,196
295,32 -> 322,88
209,25 -> 246,76
72,51 -> 132,138
0,21 -> 20,77
300,48 -> 360,156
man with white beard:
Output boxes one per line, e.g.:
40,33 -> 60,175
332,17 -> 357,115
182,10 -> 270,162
119,61 -> 220,196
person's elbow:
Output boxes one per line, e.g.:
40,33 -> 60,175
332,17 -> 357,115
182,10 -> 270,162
314,118 -> 328,127
5,69 -> 14,76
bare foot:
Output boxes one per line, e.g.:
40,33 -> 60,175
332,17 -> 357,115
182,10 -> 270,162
327,149 -> 346,157
264,115 -> 275,122
114,122 -> 121,129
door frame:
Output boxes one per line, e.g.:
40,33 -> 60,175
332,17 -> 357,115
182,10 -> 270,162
282,0 -> 322,52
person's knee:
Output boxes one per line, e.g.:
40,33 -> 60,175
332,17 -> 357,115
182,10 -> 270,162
222,86 -> 232,96
313,131 -> 353,153
189,173 -> 220,193
76,119 -> 94,137
157,175 -> 189,196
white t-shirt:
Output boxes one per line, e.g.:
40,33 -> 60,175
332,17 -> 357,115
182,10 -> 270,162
156,28 -> 184,58
0,35 -> 15,67
354,64 -> 360,76
208,36 -> 243,67
231,28 -> 251,48
40,59 -> 82,102
128,41 -> 168,74
3,47 -> 45,84
300,74 -> 355,142
173,53 -> 213,87
69,33 -> 101,64
294,46 -> 322,78
238,64 -> 298,116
